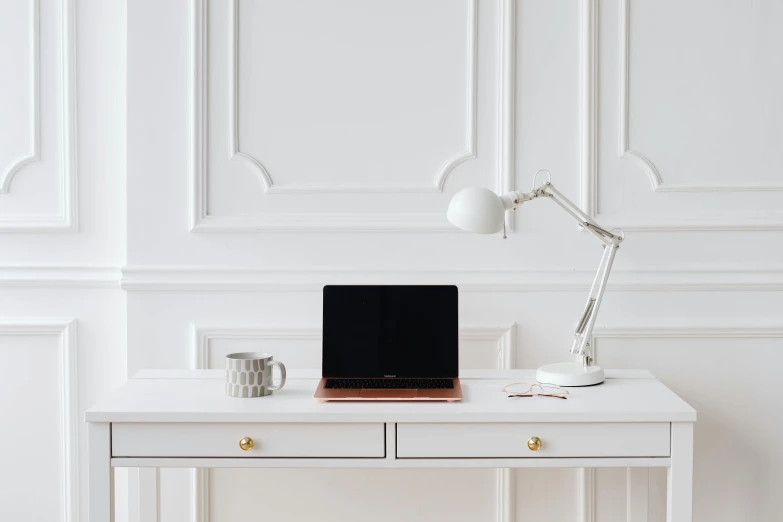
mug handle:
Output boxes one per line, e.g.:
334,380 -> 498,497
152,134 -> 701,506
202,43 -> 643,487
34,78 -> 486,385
267,360 -> 287,391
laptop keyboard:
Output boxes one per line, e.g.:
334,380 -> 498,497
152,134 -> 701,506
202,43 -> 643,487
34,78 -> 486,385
324,378 -> 454,389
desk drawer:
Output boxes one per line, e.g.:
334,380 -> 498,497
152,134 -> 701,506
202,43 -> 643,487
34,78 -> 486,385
112,423 -> 385,458
396,423 -> 670,458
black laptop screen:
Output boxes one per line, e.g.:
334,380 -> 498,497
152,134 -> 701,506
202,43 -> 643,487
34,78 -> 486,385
322,285 -> 458,378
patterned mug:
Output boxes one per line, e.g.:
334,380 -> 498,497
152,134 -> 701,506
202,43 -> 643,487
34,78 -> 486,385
225,352 -> 287,398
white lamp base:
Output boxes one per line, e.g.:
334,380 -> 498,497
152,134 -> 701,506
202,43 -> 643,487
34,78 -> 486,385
535,362 -> 605,387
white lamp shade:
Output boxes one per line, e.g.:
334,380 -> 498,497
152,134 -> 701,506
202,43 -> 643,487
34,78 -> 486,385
447,187 -> 506,234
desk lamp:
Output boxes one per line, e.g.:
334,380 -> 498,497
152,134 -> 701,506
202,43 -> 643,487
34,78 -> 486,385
447,171 -> 624,386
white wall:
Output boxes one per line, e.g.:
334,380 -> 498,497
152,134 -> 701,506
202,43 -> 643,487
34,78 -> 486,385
2,0 -> 783,521
124,1 -> 783,521
0,0 -> 127,521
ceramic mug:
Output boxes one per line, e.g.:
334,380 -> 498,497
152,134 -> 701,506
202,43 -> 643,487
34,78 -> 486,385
225,352 -> 287,398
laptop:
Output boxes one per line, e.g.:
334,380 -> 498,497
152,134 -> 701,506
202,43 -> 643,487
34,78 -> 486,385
313,285 -> 463,401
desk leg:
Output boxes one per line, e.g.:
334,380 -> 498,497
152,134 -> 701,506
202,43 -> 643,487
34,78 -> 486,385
89,423 -> 114,522
667,422 -> 694,522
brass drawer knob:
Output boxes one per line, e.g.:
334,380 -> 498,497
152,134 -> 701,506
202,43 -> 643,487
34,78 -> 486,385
527,436 -> 542,451
239,437 -> 254,451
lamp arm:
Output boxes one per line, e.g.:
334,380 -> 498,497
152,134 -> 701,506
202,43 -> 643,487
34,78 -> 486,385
571,239 -> 618,359
508,181 -> 624,362
541,183 -> 620,245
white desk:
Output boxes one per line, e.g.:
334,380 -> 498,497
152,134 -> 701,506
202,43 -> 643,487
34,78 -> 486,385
86,369 -> 696,521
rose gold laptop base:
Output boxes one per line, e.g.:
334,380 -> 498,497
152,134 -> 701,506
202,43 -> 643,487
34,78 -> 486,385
313,378 -> 463,401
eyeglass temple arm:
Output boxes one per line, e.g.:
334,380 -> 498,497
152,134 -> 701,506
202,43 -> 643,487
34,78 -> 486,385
507,181 -> 623,361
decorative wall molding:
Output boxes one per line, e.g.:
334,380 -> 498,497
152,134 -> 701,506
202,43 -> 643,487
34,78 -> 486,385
578,0 -> 598,218
432,2 -> 477,191
190,322 -> 516,372
497,0 -> 516,232
188,321 -> 517,522
0,265 -> 121,287
228,0 -> 477,195
589,321 -> 783,522
460,324 -> 517,371
192,213 -> 457,232
120,266 -> 783,292
190,0 -> 513,232
0,0 -> 40,194
190,0 -> 208,232
0,264 -> 765,293
576,4 -> 599,509
0,0 -> 78,232
0,319 -> 78,522
191,467 -> 209,522
578,0 -> 783,230
189,323 -> 321,370
616,0 -> 659,195
618,0 -> 783,194
578,467 -> 595,522
480,322 -> 517,522
592,322 -> 783,341
496,467 -> 515,522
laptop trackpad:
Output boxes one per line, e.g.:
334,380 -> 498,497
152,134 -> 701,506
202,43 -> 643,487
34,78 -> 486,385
360,389 -> 417,399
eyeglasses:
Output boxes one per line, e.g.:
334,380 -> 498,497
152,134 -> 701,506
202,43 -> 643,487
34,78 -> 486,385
501,381 -> 569,400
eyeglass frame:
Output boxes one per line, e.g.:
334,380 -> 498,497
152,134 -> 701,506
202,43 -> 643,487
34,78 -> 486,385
501,381 -> 570,400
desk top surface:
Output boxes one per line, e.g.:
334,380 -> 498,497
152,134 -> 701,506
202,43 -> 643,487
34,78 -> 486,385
86,369 -> 696,423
